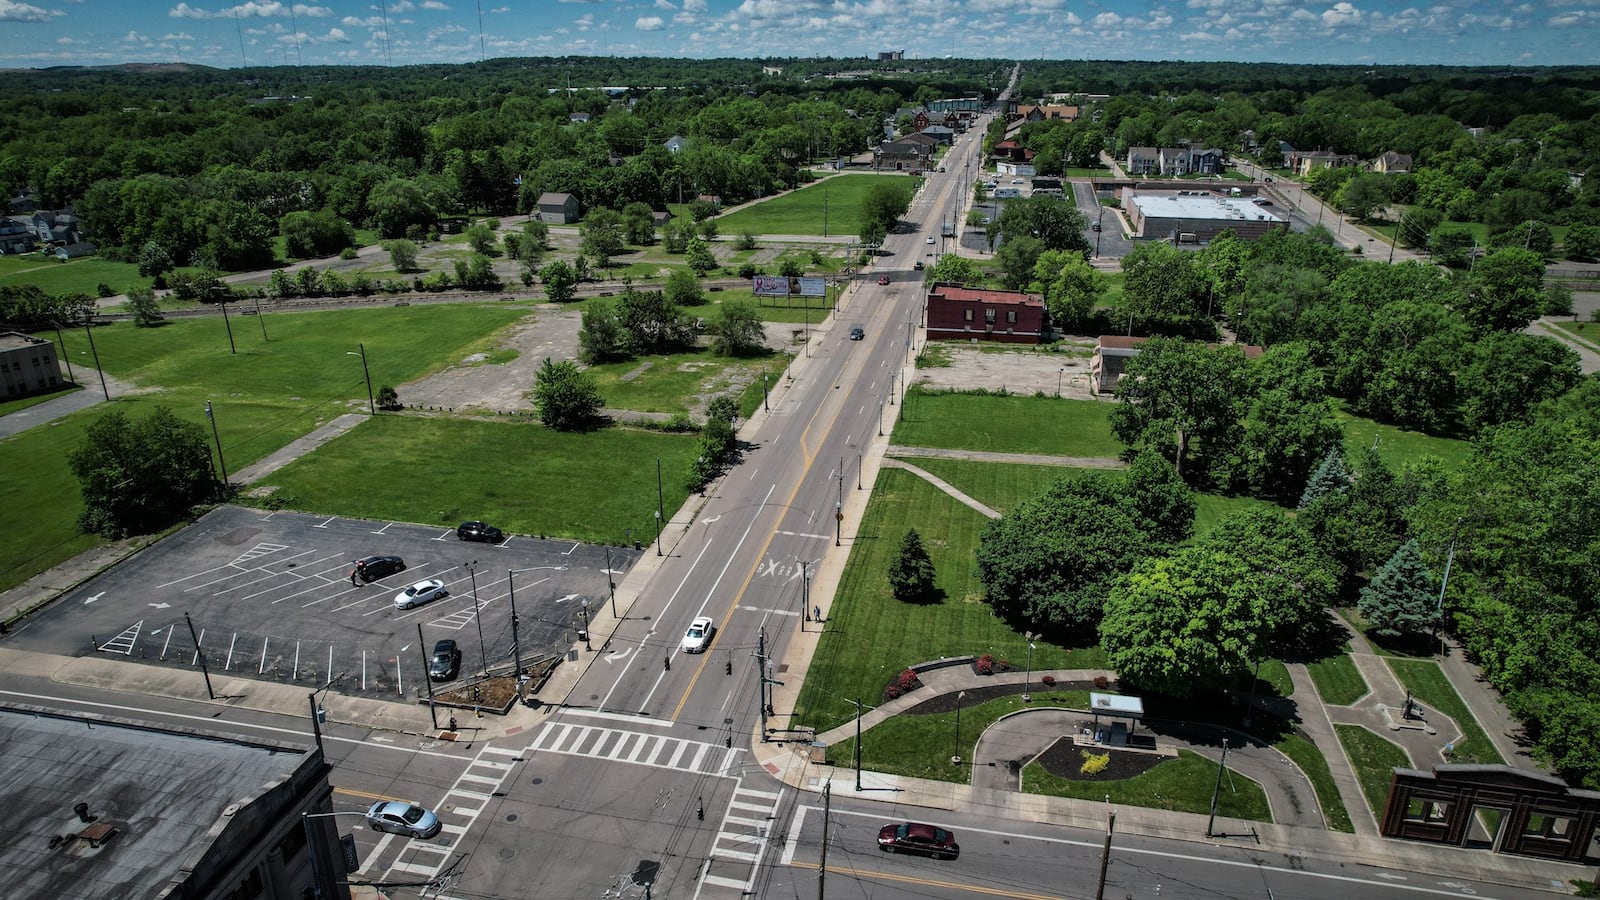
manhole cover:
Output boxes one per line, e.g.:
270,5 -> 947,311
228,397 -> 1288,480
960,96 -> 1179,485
530,777 -> 543,785
505,814 -> 519,823
500,848 -> 516,860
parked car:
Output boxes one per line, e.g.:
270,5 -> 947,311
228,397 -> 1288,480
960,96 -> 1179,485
925,237 -> 935,244
354,555 -> 406,582
878,822 -> 959,859
680,616 -> 715,653
849,324 -> 866,341
1091,221 -> 1101,232
365,800 -> 442,839
457,521 -> 504,543
877,275 -> 890,285
428,639 -> 462,681
1010,178 -> 1024,184
394,578 -> 448,610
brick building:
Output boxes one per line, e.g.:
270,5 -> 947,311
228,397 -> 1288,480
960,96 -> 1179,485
925,284 -> 1045,344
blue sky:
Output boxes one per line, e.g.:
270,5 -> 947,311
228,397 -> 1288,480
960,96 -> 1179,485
0,0 -> 1594,70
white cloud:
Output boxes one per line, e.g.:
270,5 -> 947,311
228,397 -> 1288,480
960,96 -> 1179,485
315,26 -> 349,41
342,14 -> 384,26
162,30 -> 196,39
421,0 -> 449,9
682,0 -> 706,9
636,15 -> 664,29
388,1 -> 415,11
654,0 -> 673,7
1321,2 -> 1362,27
1093,10 -> 1122,27
0,0 -> 62,22
122,29 -> 151,43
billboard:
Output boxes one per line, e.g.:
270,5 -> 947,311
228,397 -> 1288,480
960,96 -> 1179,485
752,275 -> 826,298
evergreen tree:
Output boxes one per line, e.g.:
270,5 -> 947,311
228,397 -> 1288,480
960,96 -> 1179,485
1297,449 -> 1351,510
533,358 -> 603,432
1357,539 -> 1436,639
888,528 -> 937,602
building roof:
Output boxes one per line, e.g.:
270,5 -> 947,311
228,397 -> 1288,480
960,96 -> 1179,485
537,192 -> 576,206
0,331 -> 50,351
930,284 -> 1042,307
1129,192 -> 1286,225
1097,334 -> 1265,359
0,705 -> 309,900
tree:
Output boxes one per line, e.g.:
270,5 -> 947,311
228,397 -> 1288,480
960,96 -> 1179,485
376,386 -> 401,411
385,239 -> 419,272
1233,343 -> 1343,498
281,209 -> 355,259
1332,172 -> 1390,221
539,259 -> 578,303
1299,448 -> 1417,591
1120,449 -> 1195,545
663,269 -> 705,307
1358,539 -> 1437,639
617,286 -> 694,354
928,254 -> 981,287
1563,223 -> 1600,261
859,181 -> 911,243
887,529 -> 937,602
1457,331 -> 1582,431
1032,249 -> 1103,335
124,285 -> 164,327
465,222 -> 497,255
990,194 -> 1089,254
1297,450 -> 1351,510
1460,247 -> 1545,332
453,253 -> 502,291
975,474 -> 1157,638
708,299 -> 765,356
995,235 -> 1044,291
1120,241 -> 1206,331
685,237 -> 717,275
621,202 -> 656,246
68,407 -> 216,538
533,357 -> 603,431
581,207 -> 626,266
136,241 -> 174,279
367,177 -> 438,239
578,301 -> 627,364
1109,338 -> 1250,484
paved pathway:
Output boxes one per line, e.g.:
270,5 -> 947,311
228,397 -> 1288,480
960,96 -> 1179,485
880,458 -> 999,519
885,444 -> 1126,469
0,367 -> 142,439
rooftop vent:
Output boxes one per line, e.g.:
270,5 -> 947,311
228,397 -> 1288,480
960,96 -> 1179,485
73,803 -> 96,824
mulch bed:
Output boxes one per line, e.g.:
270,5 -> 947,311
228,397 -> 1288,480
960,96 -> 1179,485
900,680 -> 1100,714
1034,738 -> 1168,781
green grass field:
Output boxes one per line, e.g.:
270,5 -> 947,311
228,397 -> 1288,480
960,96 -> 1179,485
584,347 -> 781,416
1386,658 -> 1504,765
1553,321 -> 1600,351
793,468 -> 1107,734
1335,723 -> 1410,820
1306,653 -> 1369,706
715,174 -> 918,236
1023,749 -> 1272,821
247,415 -> 698,545
1277,731 -> 1355,832
895,389 -> 1123,457
0,254 -> 146,296
0,382 -> 80,417
1336,409 -> 1470,471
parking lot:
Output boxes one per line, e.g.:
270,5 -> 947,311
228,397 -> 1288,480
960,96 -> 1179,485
10,505 -> 637,700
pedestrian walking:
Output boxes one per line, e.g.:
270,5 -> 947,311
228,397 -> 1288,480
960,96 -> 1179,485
349,568 -> 359,587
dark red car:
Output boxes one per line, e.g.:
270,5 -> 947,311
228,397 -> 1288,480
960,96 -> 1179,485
877,822 -> 958,859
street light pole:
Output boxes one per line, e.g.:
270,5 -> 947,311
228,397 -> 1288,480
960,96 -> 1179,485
204,401 -> 229,488
762,372 -> 769,412
579,598 -> 591,651
82,319 -> 110,401
951,690 -> 967,765
468,561 -> 486,674
655,456 -> 665,557
1022,632 -> 1037,702
51,323 -> 74,384
506,569 -> 524,681
604,546 -> 617,618
348,346 -> 375,415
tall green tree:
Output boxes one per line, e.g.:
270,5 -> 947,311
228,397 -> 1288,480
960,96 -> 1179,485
69,407 -> 216,538
539,259 -> 579,303
1109,338 -> 1250,484
707,299 -> 765,356
1120,240 -> 1207,333
1297,450 -> 1351,510
1459,247 -> 1545,332
887,528 -> 937,602
577,301 -> 626,364
685,237 -> 717,275
580,207 -> 626,266
1233,343 -> 1343,498
1357,540 -> 1437,639
533,358 -> 603,432
124,285 -> 164,328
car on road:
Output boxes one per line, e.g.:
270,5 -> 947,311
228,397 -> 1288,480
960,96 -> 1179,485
1091,221 -> 1101,231
354,555 -> 406,582
878,822 -> 959,859
849,324 -> 865,340
365,800 -> 442,839
1010,178 -> 1024,184
394,578 -> 448,610
456,521 -> 504,543
680,616 -> 715,653
877,275 -> 889,285
925,236 -> 935,244
913,261 -> 924,270
428,639 -> 462,681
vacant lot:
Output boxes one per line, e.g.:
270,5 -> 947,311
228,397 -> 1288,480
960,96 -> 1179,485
716,173 -> 919,236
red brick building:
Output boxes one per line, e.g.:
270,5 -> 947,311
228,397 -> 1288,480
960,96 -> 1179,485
925,284 -> 1046,344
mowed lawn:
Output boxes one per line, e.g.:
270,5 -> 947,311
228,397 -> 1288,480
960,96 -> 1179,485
249,415 -> 700,545
793,468 -> 1107,734
0,303 -> 527,590
1336,409 -> 1469,471
0,253 -> 147,296
715,174 -> 919,236
895,390 -> 1123,457
584,348 -> 788,416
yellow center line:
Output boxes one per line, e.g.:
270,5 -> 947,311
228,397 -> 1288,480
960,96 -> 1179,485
669,336 -> 880,722
333,786 -> 407,803
797,861 -> 1062,900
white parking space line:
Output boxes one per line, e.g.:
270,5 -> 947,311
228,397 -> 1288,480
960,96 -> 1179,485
370,522 -> 395,535
313,517 -> 336,528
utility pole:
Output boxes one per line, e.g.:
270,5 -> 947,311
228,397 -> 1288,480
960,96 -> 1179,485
849,697 -> 864,792
604,546 -> 617,618
1206,738 -> 1230,837
184,612 -> 215,700
416,622 -> 437,729
1094,805 -> 1116,900
817,781 -> 831,900
757,626 -> 768,741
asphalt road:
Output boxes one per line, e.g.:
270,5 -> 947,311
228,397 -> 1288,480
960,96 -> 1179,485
5,505 -> 637,700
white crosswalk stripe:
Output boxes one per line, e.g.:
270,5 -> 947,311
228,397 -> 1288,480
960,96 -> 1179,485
697,781 -> 785,896
529,721 -> 723,774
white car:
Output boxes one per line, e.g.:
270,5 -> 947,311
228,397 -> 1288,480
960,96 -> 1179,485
394,578 -> 448,609
1010,178 -> 1025,184
680,616 -> 715,653
926,237 -> 935,244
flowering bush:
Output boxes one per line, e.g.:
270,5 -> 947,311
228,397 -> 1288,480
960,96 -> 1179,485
997,658 -> 1012,672
1093,675 -> 1110,690
884,686 -> 902,700
895,668 -> 921,692
1080,751 -> 1110,775
1041,674 -> 1056,686
975,654 -> 995,675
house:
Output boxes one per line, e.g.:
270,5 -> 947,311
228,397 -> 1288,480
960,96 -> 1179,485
876,138 -> 932,171
54,241 -> 97,261
1120,189 -> 1288,242
925,283 -> 1046,344
568,112 -> 591,124
0,217 -> 34,254
1016,104 -> 1081,122
919,125 -> 954,145
30,210 -> 79,246
7,187 -> 38,214
1372,150 -> 1413,174
1126,147 -> 1159,176
536,192 -> 581,225
1090,336 -> 1264,394
1,332 -> 64,398
695,194 -> 722,211
664,135 -> 688,153
1287,150 -> 1358,176
761,65 -> 783,76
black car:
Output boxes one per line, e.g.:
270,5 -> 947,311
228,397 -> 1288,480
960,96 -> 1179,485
457,521 -> 504,543
428,639 -> 462,681
913,261 -> 924,270
849,324 -> 865,341
354,555 -> 406,582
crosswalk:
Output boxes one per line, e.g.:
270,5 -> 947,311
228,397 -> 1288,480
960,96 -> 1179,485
530,721 -> 733,775
359,743 -> 525,882
699,781 -> 785,895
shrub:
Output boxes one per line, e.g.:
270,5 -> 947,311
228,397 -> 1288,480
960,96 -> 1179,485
884,685 -> 902,700
1041,674 -> 1056,686
894,668 -> 921,692
1093,675 -> 1110,690
975,653 -> 995,675
997,658 -> 1012,671
1080,751 -> 1110,775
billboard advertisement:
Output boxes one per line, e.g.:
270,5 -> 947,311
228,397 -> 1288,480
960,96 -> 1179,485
752,276 -> 826,298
